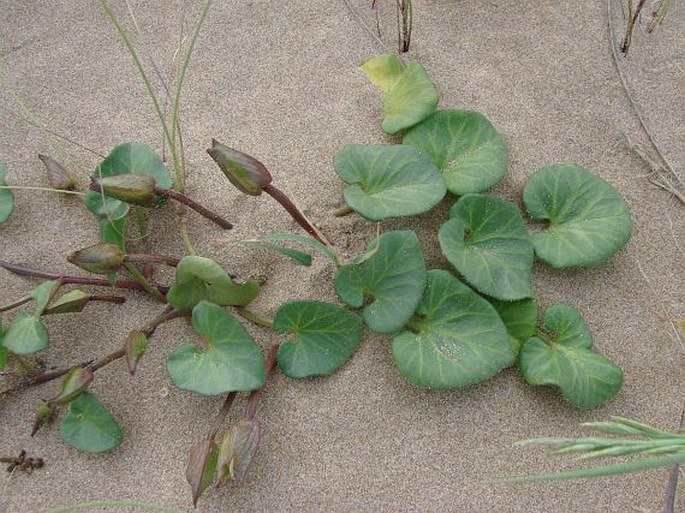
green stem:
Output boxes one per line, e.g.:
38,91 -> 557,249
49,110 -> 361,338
178,210 -> 198,256
124,253 -> 181,267
0,185 -> 84,196
123,262 -> 167,302
0,295 -> 32,313
236,307 -> 274,329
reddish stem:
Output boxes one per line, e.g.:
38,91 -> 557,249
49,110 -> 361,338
244,344 -> 280,421
154,187 -> 233,230
262,184 -> 329,245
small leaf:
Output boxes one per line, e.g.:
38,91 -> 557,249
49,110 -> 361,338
382,60 -> 438,134
217,419 -> 261,483
522,164 -> 633,267
207,139 -> 272,196
519,304 -> 623,409
255,233 -> 340,265
0,162 -> 15,224
43,290 -> 92,315
335,230 -> 426,333
50,367 -> 94,405
359,53 -> 405,93
2,311 -> 49,355
84,191 -> 129,220
30,280 -> 59,315
239,240 -> 312,266
439,194 -> 534,300
167,301 -> 265,395
403,110 -> 508,195
99,216 -> 127,251
274,301 -> 363,378
392,270 -> 515,389
166,256 -> 260,310
38,154 -> 77,190
488,297 -> 538,354
124,330 -> 148,376
59,392 -> 123,453
186,438 -> 219,507
334,144 -> 446,221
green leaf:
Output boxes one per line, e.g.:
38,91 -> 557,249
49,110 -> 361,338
239,240 -> 312,266
403,110 -> 508,195
488,297 -> 538,354
43,290 -> 93,315
51,367 -> 94,405
0,162 -> 14,224
1,311 -> 49,355
382,60 -> 438,134
86,143 -> 172,217
274,301 -> 363,378
359,53 -> 405,93
167,256 -> 260,310
522,164 -> 633,267
334,144 -> 446,221
0,346 -> 7,370
254,233 -> 340,265
439,194 -> 534,300
30,280 -> 59,315
335,230 -> 427,333
99,216 -> 127,251
84,191 -> 130,219
519,304 -> 623,409
392,270 -> 515,389
167,301 -> 265,395
59,392 -> 123,453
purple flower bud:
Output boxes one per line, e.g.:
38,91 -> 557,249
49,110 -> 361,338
91,173 -> 156,206
67,243 -> 125,275
217,418 -> 261,483
207,139 -> 272,196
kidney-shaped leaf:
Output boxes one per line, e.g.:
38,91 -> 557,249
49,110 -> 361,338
1,311 -> 49,355
167,301 -> 265,395
359,53 -> 405,93
0,162 -> 14,224
274,301 -> 362,378
85,143 -> 172,217
392,270 -> 515,389
518,304 -> 623,409
167,256 -> 260,309
403,110 -> 508,195
382,60 -> 438,134
335,230 -> 426,333
334,144 -> 446,221
439,194 -> 534,300
523,164 -> 633,268
59,392 -> 122,453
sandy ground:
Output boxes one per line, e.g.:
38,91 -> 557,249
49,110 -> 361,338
0,1 -> 683,512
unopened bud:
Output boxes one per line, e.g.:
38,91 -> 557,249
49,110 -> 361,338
38,154 -> 77,191
124,330 -> 149,376
91,173 -> 156,206
31,401 -> 56,436
217,419 -> 261,483
207,139 -> 272,196
67,243 -> 124,274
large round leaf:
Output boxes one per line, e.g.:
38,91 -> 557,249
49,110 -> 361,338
85,143 -> 172,217
274,301 -> 363,378
0,162 -> 14,224
522,164 -> 633,267
439,194 -> 534,300
167,301 -> 265,395
381,60 -> 438,134
167,256 -> 260,309
518,304 -> 623,409
334,144 -> 446,221
1,311 -> 49,355
392,270 -> 515,389
335,230 -> 426,333
403,110 -> 508,195
59,392 -> 123,453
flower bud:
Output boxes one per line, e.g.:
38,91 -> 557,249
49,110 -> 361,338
38,154 -> 77,191
67,243 -> 125,274
217,419 -> 261,483
124,330 -> 149,376
31,401 -> 56,437
207,139 -> 272,196
91,173 -> 156,206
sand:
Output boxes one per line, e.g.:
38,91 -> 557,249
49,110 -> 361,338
0,1 -> 683,511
